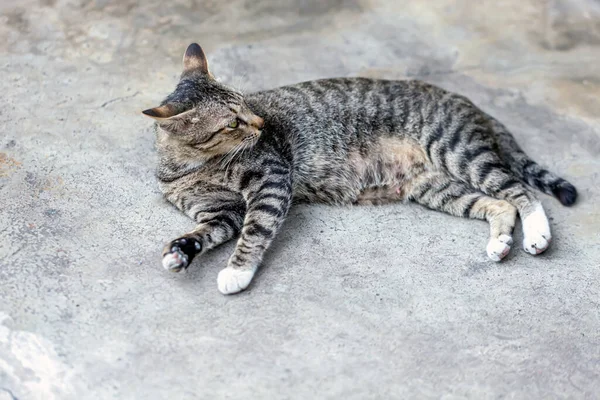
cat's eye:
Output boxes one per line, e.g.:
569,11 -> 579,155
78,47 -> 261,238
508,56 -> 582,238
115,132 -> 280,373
228,119 -> 239,129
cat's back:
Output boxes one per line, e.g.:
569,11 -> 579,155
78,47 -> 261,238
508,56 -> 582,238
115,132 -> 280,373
249,77 -> 445,112
247,77 -> 457,132
246,77 -> 462,156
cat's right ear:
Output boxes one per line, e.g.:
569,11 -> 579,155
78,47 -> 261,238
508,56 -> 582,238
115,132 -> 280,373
182,43 -> 210,75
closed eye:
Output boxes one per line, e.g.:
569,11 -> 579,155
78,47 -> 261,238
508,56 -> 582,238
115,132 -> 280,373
191,130 -> 221,147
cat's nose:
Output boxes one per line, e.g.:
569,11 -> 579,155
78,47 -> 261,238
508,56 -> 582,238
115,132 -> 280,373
252,116 -> 264,130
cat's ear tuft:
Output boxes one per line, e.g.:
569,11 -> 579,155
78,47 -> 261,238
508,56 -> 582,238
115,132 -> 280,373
142,104 -> 179,119
183,43 -> 209,75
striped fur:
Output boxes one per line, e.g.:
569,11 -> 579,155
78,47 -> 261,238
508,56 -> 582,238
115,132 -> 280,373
145,44 -> 578,294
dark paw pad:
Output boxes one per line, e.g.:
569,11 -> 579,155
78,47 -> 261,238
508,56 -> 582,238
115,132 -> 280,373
161,237 -> 202,272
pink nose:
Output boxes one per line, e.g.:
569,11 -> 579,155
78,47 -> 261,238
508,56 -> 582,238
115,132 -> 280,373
253,117 -> 264,129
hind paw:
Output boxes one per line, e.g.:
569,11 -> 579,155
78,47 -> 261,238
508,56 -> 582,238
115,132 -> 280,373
522,204 -> 551,255
487,234 -> 513,261
523,232 -> 551,255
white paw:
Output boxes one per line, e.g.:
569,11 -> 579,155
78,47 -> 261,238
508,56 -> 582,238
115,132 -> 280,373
486,234 -> 513,262
522,203 -> 552,255
217,267 -> 255,295
162,249 -> 188,272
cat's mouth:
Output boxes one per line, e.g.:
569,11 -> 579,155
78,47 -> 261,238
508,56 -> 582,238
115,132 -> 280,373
244,115 -> 264,143
246,127 -> 262,141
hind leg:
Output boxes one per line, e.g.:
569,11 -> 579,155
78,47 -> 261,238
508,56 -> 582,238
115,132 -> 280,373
439,142 -> 551,255
408,172 -> 517,261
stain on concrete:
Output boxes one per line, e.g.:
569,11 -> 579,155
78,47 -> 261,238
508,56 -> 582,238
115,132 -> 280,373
542,0 -> 600,50
0,153 -> 21,177
4,9 -> 29,34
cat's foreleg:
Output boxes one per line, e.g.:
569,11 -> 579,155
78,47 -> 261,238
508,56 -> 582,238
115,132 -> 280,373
218,174 -> 293,294
162,200 -> 246,272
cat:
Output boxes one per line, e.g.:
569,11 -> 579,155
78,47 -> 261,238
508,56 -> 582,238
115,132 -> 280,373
143,43 -> 577,295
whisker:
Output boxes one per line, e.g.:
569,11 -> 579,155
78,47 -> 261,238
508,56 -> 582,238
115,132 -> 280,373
219,141 -> 243,168
221,140 -> 246,174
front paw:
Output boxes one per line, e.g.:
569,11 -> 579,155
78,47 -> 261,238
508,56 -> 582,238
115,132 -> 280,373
217,267 -> 256,294
162,249 -> 188,272
161,237 -> 201,272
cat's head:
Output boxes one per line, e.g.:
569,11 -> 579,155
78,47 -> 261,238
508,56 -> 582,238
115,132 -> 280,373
143,43 -> 264,160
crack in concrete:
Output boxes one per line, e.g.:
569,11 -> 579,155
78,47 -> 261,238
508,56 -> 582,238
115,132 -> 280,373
100,91 -> 141,108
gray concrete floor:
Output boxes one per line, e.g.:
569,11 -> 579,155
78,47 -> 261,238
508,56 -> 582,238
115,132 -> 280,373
1,0 -> 599,399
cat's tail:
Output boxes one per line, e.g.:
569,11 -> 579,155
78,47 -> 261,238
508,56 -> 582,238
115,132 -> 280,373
489,117 -> 578,206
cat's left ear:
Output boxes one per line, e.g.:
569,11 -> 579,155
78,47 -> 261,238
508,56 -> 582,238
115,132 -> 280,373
141,104 -> 180,119
142,104 -> 194,133
182,43 -> 210,75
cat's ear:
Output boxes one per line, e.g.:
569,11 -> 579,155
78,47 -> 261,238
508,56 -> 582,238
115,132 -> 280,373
142,104 -> 180,119
142,104 -> 194,132
182,43 -> 210,75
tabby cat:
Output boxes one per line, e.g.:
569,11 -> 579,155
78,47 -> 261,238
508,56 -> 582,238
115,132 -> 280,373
143,43 -> 577,294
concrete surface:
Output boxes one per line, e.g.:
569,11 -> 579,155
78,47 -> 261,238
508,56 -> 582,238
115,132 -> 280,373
1,0 -> 599,398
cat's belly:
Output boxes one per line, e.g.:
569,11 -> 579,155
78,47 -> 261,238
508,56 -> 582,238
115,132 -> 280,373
293,135 -> 432,205
355,185 -> 407,205
293,178 -> 411,205
292,179 -> 363,205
